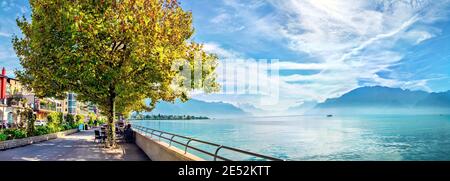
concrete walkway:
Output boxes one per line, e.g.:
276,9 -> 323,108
0,129 -> 149,161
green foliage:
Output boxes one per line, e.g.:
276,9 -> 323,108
13,0 -> 219,146
27,114 -> 36,135
58,112 -> 64,124
47,125 -> 61,133
34,126 -> 50,136
47,112 -> 61,125
15,129 -> 27,139
3,129 -> 27,139
71,124 -> 79,129
96,118 -> 106,126
47,112 -> 62,133
0,132 -> 7,141
19,108 -> 36,136
88,113 -> 97,126
66,114 -> 75,123
0,120 -> 76,141
65,114 -> 76,128
76,114 -> 85,125
60,123 -> 72,131
88,119 -> 94,126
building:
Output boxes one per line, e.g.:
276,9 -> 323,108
67,93 -> 77,114
0,67 -> 10,124
66,93 -> 97,117
0,67 -> 99,127
33,97 -> 65,121
0,68 -> 30,127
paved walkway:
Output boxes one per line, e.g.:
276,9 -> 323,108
0,129 -> 149,161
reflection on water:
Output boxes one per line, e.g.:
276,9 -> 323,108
131,115 -> 450,161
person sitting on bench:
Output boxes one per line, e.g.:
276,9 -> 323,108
123,124 -> 134,143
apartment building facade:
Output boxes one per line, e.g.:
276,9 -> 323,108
0,67 -> 98,127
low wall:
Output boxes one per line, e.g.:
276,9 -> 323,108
0,129 -> 79,150
134,131 -> 204,161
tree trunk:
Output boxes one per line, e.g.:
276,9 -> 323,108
106,95 -> 116,148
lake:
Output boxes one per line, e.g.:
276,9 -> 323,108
131,115 -> 450,161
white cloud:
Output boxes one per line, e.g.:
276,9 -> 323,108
203,42 -> 243,59
274,61 -> 345,70
256,1 -> 448,103
402,30 -> 435,44
211,13 -> 231,24
0,47 -> 15,59
0,32 -> 11,37
194,0 -> 450,113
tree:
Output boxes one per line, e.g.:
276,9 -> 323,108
47,112 -> 62,133
13,0 -> 219,147
88,113 -> 97,126
65,114 -> 76,128
20,108 -> 36,136
76,114 -> 85,126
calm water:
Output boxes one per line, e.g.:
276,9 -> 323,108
131,115 -> 450,161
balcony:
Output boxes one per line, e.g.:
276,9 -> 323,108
36,99 -> 58,112
6,94 -> 26,107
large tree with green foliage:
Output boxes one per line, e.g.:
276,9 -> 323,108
13,0 -> 219,147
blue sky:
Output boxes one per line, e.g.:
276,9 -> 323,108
0,0 -> 29,77
1,0 -> 450,113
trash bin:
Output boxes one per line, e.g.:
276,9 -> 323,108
79,124 -> 84,131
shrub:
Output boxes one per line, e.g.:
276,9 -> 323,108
71,124 -> 79,129
21,108 -> 36,136
66,114 -> 76,128
0,132 -> 7,141
34,126 -> 50,136
47,112 -> 60,125
76,114 -> 85,125
3,129 -> 27,139
88,113 -> 97,126
58,112 -> 64,124
60,123 -> 72,131
88,119 -> 94,126
13,129 -> 27,139
48,124 -> 61,133
47,112 -> 63,133
97,118 -> 106,125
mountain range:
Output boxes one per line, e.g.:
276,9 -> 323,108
143,99 -> 249,118
138,86 -> 450,117
314,86 -> 450,115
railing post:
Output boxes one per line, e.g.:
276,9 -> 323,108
185,138 -> 193,154
142,128 -> 148,136
169,135 -> 176,147
150,130 -> 155,138
214,146 -> 224,161
159,132 -> 163,141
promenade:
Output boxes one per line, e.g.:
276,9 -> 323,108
0,129 -> 149,161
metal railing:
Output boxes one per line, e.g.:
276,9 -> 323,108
132,125 -> 283,161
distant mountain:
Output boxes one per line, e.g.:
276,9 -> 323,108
314,86 -> 450,115
143,99 -> 249,118
286,101 -> 318,114
416,91 -> 450,107
237,103 -> 266,115
316,86 -> 429,108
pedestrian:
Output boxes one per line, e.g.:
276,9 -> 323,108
124,124 -> 134,143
